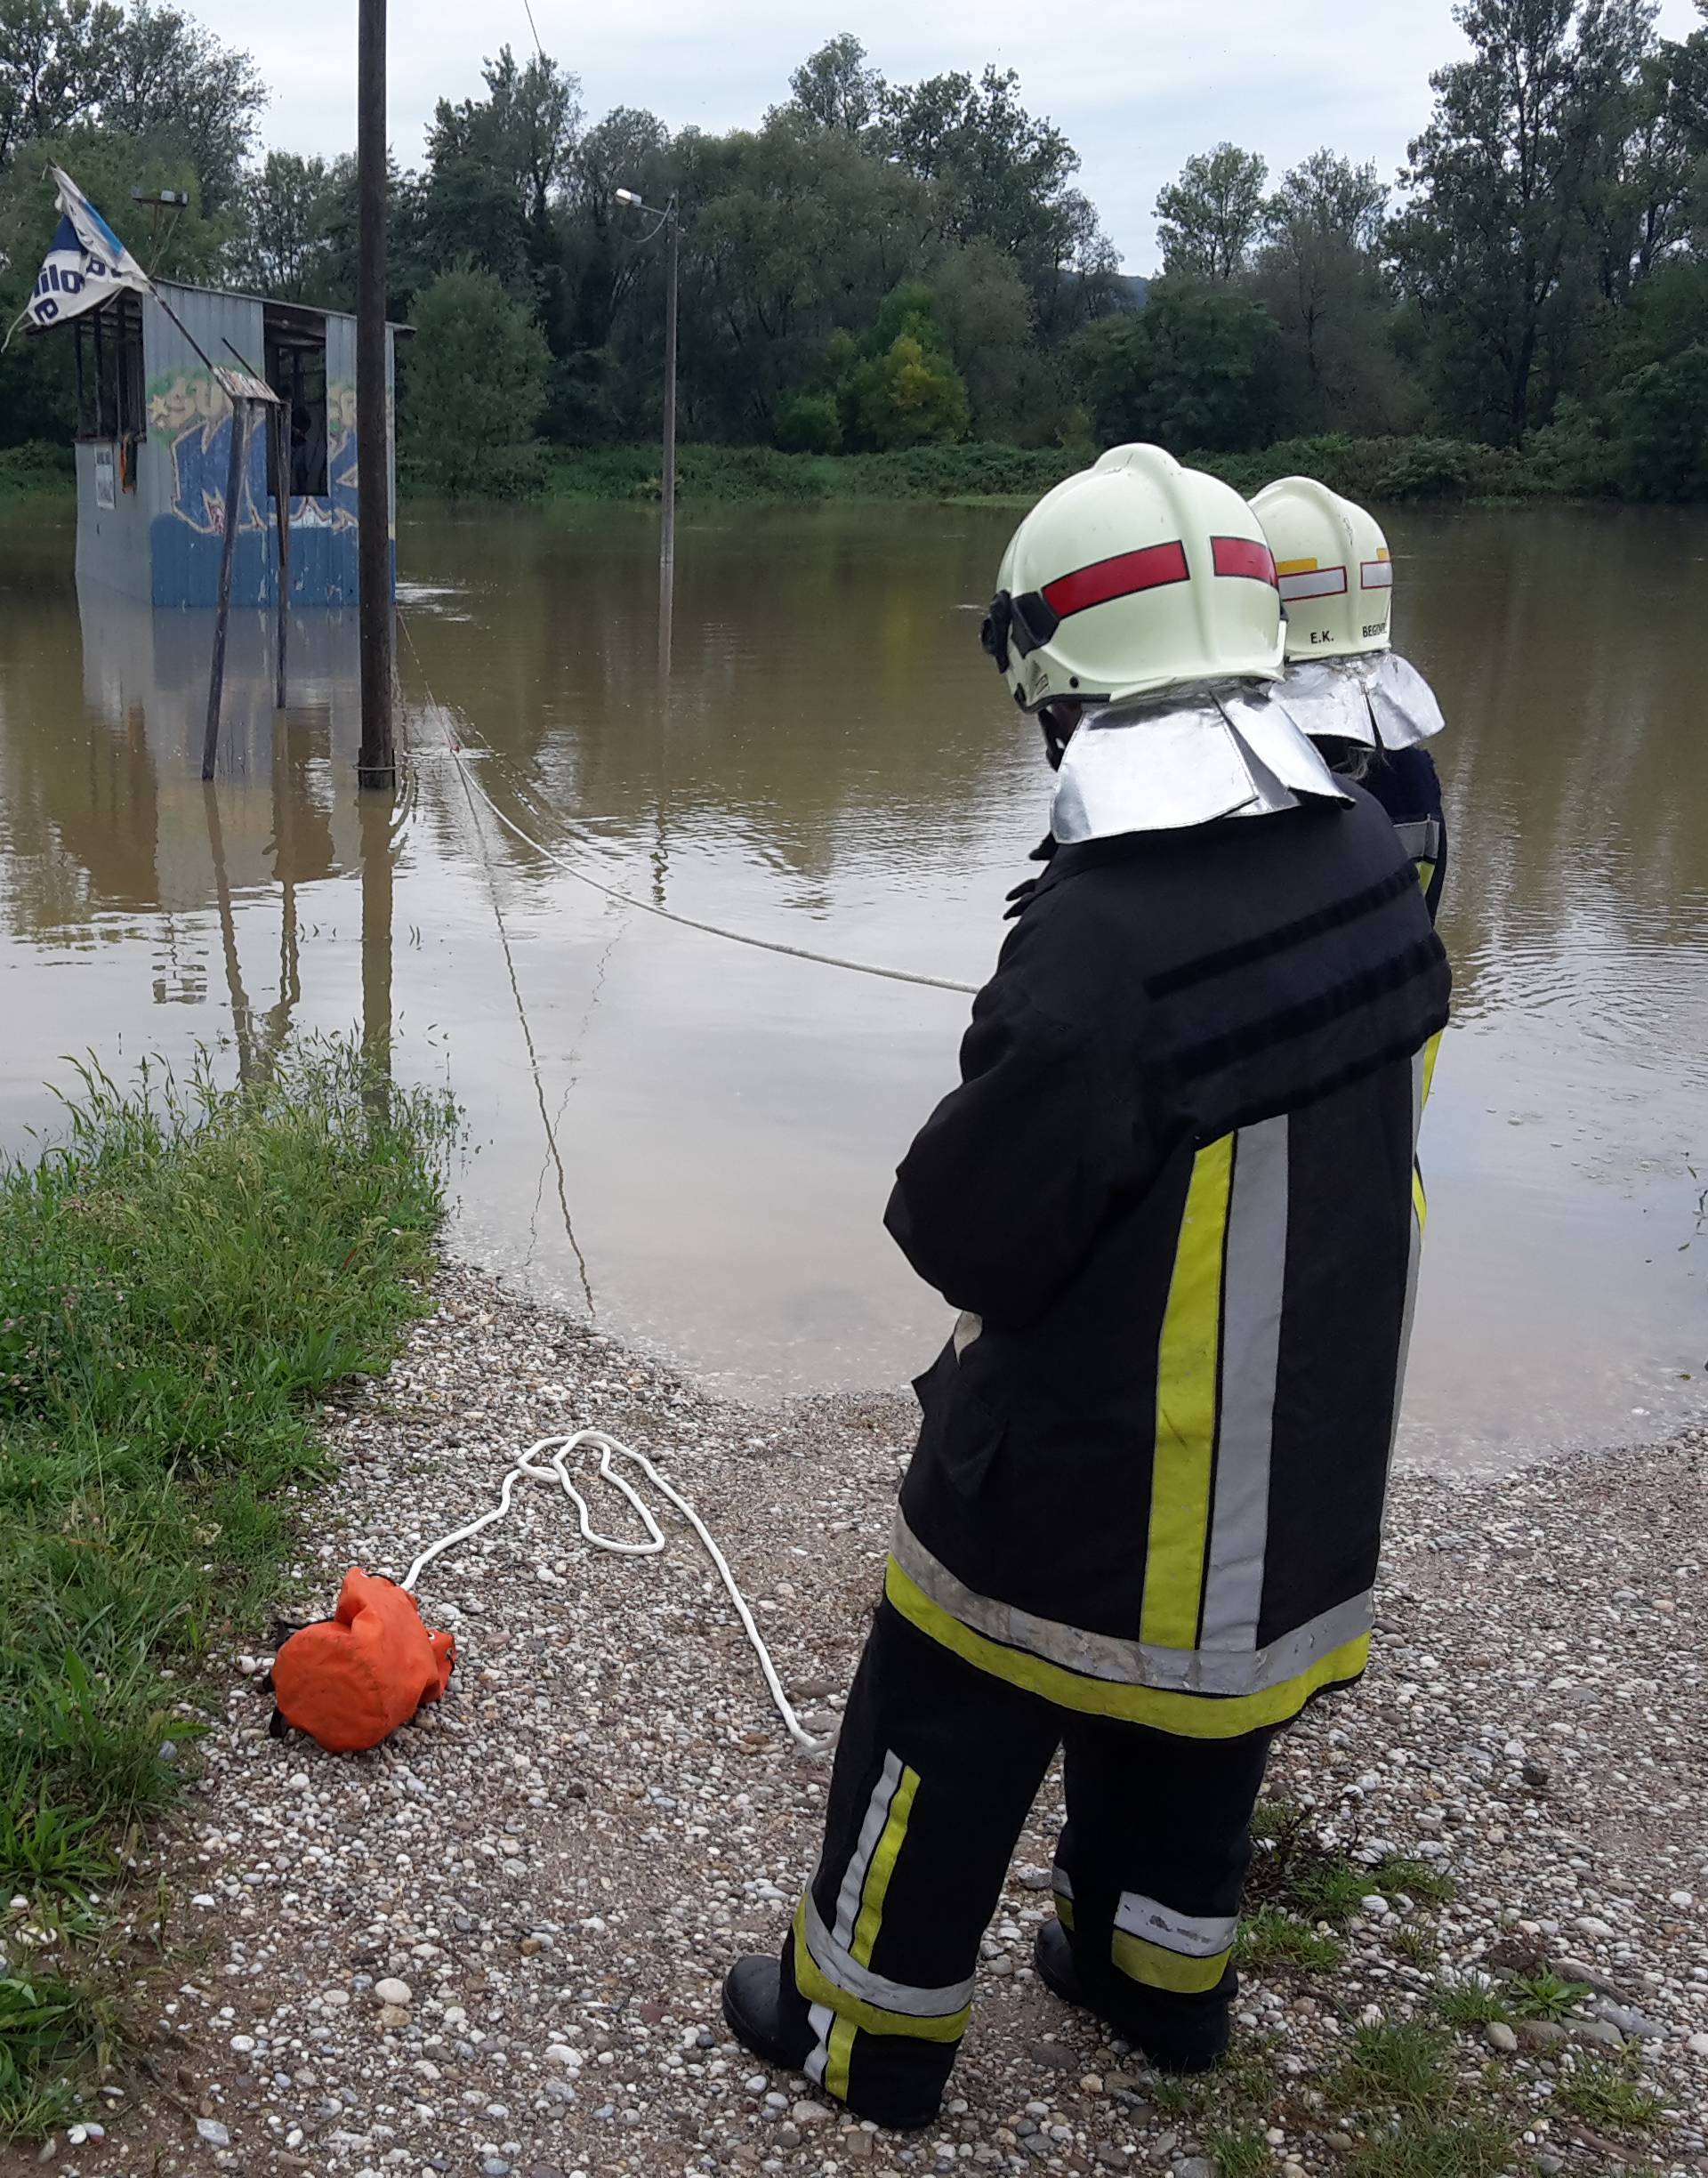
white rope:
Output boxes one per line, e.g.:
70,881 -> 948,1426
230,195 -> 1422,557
399,1428 -> 827,1754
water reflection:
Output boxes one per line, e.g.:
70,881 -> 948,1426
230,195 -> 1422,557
0,499 -> 1702,1466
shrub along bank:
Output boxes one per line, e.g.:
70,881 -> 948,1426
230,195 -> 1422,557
0,1042 -> 455,2134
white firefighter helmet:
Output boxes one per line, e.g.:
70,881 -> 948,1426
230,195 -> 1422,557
981,444 -> 1285,711
1250,476 -> 1392,663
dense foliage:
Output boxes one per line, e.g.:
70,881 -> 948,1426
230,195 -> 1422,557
3,3 -> 1707,496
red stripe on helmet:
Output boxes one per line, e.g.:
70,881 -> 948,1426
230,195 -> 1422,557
1041,541 -> 1189,618
1212,535 -> 1277,585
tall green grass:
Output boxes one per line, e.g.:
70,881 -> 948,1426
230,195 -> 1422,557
0,1041 -> 455,2133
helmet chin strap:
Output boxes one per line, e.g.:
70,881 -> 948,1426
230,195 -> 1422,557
1038,700 -> 1079,771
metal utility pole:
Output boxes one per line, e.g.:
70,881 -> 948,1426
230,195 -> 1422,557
356,0 -> 394,791
615,187 -> 680,578
661,196 -> 678,574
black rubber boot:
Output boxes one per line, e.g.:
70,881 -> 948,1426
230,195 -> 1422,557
721,1956 -> 815,2076
1034,1920 -> 1231,2074
721,1957 -> 940,2132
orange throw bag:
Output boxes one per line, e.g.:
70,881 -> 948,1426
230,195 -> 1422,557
270,1569 -> 456,1754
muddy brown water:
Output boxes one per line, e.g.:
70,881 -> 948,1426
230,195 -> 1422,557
1,497 -> 1704,1466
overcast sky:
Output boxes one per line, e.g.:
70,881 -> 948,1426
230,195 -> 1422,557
202,0 -> 1705,270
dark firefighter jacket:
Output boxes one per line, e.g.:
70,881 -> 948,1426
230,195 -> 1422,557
1364,746 -> 1447,923
882,786 -> 1451,1740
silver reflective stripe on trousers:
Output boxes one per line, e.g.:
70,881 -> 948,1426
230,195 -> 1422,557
801,1893 -> 976,2021
891,1515 -> 1373,1698
1197,1116 -> 1289,1653
1115,1892 -> 1239,1957
807,1750 -> 904,2082
953,1311 -> 982,1359
1393,817 -> 1442,864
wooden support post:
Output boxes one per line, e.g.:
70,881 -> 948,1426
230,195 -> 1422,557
660,198 -> 678,576
359,786 -> 394,1100
201,397 -> 252,783
274,401 -> 291,709
356,0 -> 394,791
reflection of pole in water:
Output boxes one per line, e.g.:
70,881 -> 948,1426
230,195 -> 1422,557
202,782 -> 255,1082
359,786 -> 394,1084
653,556 -> 673,904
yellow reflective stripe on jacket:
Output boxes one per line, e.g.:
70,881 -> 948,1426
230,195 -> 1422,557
1421,1028 -> 1444,1106
1141,1133 -> 1236,1648
791,1898 -> 971,2044
1112,1928 -> 1232,1994
1412,1166 -> 1427,1231
884,1556 -> 1369,1740
851,1763 -> 917,1967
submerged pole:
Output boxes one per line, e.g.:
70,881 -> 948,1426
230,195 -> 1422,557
661,197 -> 679,576
356,0 -> 394,791
201,397 -> 252,782
273,402 -> 291,708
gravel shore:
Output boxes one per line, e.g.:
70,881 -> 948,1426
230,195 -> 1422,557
28,1263 -> 1707,2178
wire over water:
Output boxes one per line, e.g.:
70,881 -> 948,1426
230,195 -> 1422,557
395,611 -> 979,998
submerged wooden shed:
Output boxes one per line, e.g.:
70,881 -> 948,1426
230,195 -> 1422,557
66,278 -> 407,609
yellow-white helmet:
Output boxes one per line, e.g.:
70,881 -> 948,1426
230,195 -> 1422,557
1251,476 -> 1392,662
981,444 -> 1284,711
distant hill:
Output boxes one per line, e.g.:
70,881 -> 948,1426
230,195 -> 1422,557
1108,272 -> 1150,311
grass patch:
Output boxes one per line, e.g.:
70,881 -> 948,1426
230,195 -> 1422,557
0,1041 -> 455,2134
1237,1906 -> 1345,1974
1555,2053 -> 1663,2132
1247,1804 -> 1452,1930
1433,1978 -> 1515,2029
1341,2110 -> 1517,2178
0,1972 -> 114,2137
1206,2119 -> 1271,2177
1329,2023 -> 1517,2176
1391,1925 -> 1440,1970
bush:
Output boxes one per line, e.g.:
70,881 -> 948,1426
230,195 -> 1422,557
1373,435 -> 1507,500
0,442 -> 75,497
774,392 -> 842,456
1515,398 -> 1620,497
1612,343 -> 1708,501
405,265 -> 551,500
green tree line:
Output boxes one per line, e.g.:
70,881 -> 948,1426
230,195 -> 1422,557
3,1 -> 1706,498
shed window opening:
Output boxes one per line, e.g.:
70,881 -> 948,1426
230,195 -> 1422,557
74,296 -> 145,448
264,307 -> 330,499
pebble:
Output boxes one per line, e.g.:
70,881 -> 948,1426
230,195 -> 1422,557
1570,2020 -> 1625,2050
1688,2032 -> 1708,2058
195,2118 -> 230,2146
373,1976 -> 413,2005
793,2100 -> 833,2126
1514,2020 -> 1568,2052
1175,2160 -> 1215,2178
1594,1999 -> 1666,2039
1484,2021 -> 1519,2053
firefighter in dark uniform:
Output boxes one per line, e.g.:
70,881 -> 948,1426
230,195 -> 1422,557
721,445 -> 1452,2130
1253,475 -> 1450,923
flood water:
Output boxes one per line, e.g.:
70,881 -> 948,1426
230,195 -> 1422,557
1,496 -> 1704,1468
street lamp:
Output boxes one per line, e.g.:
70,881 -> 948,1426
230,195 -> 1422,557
615,185 -> 680,575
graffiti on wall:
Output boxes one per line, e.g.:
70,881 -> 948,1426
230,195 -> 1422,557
147,368 -> 359,536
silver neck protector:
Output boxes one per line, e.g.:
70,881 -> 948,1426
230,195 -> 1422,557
1050,684 -> 1353,843
1274,651 -> 1446,751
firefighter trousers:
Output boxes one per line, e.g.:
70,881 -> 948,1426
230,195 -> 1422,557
778,1601 -> 1273,2122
